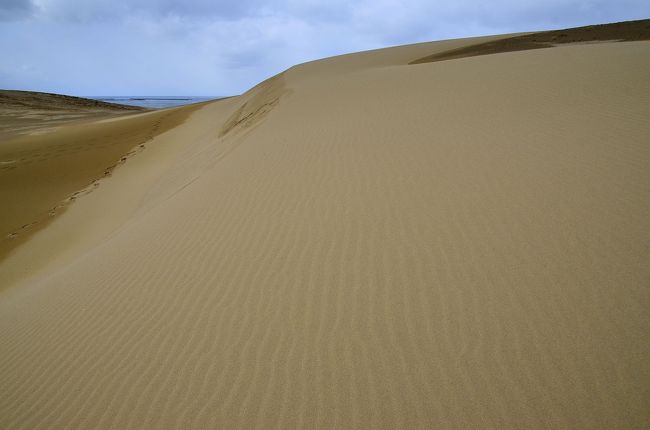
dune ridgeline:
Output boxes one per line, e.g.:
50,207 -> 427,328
1,20 -> 649,429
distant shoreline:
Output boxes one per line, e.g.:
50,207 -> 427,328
89,96 -> 222,109
99,97 -> 192,101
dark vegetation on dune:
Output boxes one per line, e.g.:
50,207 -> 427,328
411,18 -> 650,64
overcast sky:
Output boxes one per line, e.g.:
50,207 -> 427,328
1,0 -> 648,96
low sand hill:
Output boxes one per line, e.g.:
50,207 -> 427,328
1,21 -> 649,429
0,90 -> 144,139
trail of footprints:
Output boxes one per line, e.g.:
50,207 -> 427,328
3,117 -> 164,240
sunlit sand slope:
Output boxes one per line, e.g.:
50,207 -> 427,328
0,32 -> 649,429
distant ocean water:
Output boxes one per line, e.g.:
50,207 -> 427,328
88,96 -> 221,109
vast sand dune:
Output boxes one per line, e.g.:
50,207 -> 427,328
1,23 -> 649,429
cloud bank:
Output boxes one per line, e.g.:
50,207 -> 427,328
1,0 -> 648,95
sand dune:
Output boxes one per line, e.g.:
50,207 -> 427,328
0,103 -> 203,268
0,90 -> 144,140
1,23 -> 649,429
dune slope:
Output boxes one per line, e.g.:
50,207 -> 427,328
1,32 -> 649,429
0,104 -> 203,266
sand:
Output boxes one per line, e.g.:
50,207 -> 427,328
0,90 -> 144,140
1,23 -> 649,429
0,101 -> 203,266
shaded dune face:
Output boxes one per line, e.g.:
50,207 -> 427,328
1,22 -> 650,430
410,18 -> 650,64
0,105 -> 201,267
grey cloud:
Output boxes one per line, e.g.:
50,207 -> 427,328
461,0 -> 650,30
0,0 -> 35,21
34,0 -> 267,22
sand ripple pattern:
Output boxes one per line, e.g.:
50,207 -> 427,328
1,40 -> 650,429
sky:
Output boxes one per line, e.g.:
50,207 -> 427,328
1,0 -> 648,96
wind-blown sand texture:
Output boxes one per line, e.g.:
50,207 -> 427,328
1,21 -> 649,429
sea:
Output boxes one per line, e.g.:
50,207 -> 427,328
88,96 -> 221,109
